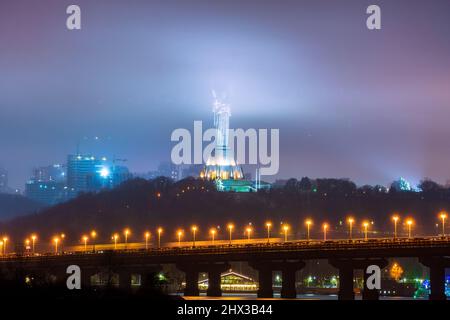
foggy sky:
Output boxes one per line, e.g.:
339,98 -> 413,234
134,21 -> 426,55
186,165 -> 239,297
1,0 -> 450,189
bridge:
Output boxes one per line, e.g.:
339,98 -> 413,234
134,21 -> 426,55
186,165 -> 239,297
1,237 -> 449,300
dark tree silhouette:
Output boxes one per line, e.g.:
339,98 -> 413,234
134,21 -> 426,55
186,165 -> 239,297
298,177 -> 312,192
418,179 -> 443,193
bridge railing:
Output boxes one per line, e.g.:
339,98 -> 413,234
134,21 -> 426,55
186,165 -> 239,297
1,236 -> 449,260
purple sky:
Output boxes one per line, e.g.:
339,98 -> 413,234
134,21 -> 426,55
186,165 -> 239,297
1,0 -> 450,189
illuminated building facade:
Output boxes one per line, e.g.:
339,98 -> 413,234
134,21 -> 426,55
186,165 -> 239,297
24,155 -> 131,204
197,270 -> 258,293
67,154 -> 111,193
67,154 -> 131,195
32,164 -> 66,183
25,163 -> 69,205
25,180 -> 69,205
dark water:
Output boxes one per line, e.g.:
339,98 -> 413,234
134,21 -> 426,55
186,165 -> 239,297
180,293 -> 427,300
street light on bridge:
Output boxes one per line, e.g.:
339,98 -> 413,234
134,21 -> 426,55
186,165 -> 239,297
0,241 -> 3,256
60,233 -> 65,253
322,223 -> 328,241
113,233 -> 119,249
305,219 -> 312,241
362,221 -> 369,241
392,215 -> 400,239
2,237 -> 8,255
82,235 -> 88,252
145,231 -> 151,250
191,226 -> 198,247
157,227 -> 163,248
124,228 -> 130,248
53,237 -> 59,254
227,224 -> 234,245
283,224 -> 289,242
246,226 -> 253,241
210,228 -> 216,245
439,212 -> 447,236
25,239 -> 30,253
265,222 -> 272,243
406,219 -> 414,239
177,230 -> 183,247
31,234 -> 37,254
347,217 -> 355,240
90,230 -> 97,252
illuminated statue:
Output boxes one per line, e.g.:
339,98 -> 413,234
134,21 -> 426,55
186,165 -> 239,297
201,91 -> 243,181
212,90 -> 231,163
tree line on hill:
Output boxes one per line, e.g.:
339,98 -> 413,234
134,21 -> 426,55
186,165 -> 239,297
1,176 -> 449,242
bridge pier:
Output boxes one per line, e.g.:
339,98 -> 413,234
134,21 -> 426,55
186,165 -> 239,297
185,269 -> 200,296
250,260 -> 304,298
420,257 -> 448,301
330,258 -> 387,300
250,262 -> 273,298
280,261 -> 305,298
118,270 -> 132,291
329,259 -> 355,300
177,262 -> 230,297
360,259 -> 388,300
206,263 -> 231,297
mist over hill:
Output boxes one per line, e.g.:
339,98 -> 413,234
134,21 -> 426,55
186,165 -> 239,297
2,177 -> 449,242
0,193 -> 45,221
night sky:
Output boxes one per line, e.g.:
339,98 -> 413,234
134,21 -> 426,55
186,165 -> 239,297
1,0 -> 450,189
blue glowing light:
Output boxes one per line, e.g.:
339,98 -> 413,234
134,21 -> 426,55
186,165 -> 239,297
99,167 -> 110,178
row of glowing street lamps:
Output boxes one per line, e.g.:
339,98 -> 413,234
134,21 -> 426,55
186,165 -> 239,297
108,228 -> 164,250
172,223 -> 290,247
0,212 -> 448,254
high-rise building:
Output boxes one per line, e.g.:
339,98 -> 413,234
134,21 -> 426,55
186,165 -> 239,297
25,163 -> 70,205
32,164 -> 66,183
0,167 -> 8,192
25,156 -> 131,205
111,165 -> 132,187
67,154 -> 111,193
67,154 -> 132,194
25,180 -> 69,206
